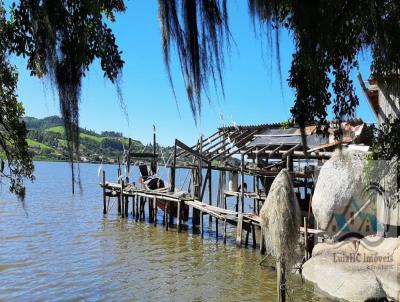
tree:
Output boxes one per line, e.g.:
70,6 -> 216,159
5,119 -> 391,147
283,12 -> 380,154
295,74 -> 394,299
0,0 -> 125,193
158,0 -> 400,130
0,5 -> 34,198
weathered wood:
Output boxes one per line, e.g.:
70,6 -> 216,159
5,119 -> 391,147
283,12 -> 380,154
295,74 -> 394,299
153,196 -> 157,226
240,154 -> 244,213
304,217 -> 309,260
277,261 -> 286,302
223,218 -> 227,244
135,194 -> 139,222
200,211 -> 204,238
260,230 -> 266,254
236,214 -> 243,246
165,201 -> 169,231
215,218 -> 219,241
208,163 -> 212,223
124,194 -> 129,217
170,143 -> 177,192
102,170 -> 106,215
177,200 -> 181,232
132,195 -> 135,217
252,223 -> 257,248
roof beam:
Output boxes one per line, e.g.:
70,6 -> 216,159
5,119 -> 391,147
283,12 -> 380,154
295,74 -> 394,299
282,144 -> 301,158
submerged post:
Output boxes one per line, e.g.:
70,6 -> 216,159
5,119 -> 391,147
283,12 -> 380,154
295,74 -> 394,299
208,163 -> 212,223
102,170 -> 106,215
120,179 -> 125,218
277,261 -> 286,302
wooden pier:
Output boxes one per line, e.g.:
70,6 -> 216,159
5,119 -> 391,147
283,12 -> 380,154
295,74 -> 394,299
98,123 -> 353,252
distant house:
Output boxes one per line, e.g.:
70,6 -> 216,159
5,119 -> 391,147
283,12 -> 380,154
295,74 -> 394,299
358,73 -> 400,124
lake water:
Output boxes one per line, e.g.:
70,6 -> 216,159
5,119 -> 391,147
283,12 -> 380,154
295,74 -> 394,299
0,161 -> 329,301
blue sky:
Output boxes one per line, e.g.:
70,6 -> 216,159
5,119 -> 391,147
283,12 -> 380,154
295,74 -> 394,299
11,1 -> 376,146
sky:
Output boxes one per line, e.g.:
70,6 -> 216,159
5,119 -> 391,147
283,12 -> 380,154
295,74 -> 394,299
10,1 -> 377,146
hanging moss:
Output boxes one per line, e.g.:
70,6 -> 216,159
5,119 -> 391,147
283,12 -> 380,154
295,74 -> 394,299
8,0 -> 125,191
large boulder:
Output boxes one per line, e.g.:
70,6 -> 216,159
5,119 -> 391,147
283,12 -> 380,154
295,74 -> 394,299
302,236 -> 400,301
312,150 -> 366,230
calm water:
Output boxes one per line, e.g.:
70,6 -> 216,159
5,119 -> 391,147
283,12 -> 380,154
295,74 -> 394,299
0,162 -> 328,301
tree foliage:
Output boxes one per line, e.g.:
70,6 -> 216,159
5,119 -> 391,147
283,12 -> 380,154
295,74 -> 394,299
0,4 -> 34,198
0,0 -> 126,193
159,0 -> 400,130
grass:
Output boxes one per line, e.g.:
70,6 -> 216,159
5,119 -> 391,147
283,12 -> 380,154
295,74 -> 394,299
45,126 -> 64,134
26,139 -> 54,151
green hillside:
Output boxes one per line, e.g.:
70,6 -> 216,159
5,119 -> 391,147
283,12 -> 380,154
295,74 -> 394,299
24,116 -> 168,163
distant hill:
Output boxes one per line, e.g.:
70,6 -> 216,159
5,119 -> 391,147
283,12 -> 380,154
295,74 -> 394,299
24,116 -> 64,130
23,116 -> 173,163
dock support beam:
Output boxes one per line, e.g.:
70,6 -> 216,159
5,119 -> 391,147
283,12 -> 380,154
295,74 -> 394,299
240,154 -> 245,213
102,170 -> 106,215
236,214 -> 243,246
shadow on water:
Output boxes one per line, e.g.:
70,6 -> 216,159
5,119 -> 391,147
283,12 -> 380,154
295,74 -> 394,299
0,161 -> 330,301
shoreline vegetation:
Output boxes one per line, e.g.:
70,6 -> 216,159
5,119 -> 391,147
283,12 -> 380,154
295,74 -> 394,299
24,116 -> 175,164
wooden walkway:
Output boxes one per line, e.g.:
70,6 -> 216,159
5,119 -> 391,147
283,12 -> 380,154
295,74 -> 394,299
101,181 -> 325,252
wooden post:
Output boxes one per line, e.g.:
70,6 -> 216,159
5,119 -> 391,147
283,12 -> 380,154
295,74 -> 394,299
245,227 -> 250,247
135,194 -> 139,222
252,223 -> 257,248
124,194 -> 129,217
102,170 -> 106,215
304,217 -> 309,260
215,218 -> 219,241
127,138 -> 131,182
118,157 -> 121,178
148,197 -> 154,223
208,163 -> 212,223
223,218 -> 227,244
277,261 -> 286,302
120,180 -> 124,218
153,196 -> 157,226
132,195 -> 135,219
163,203 -> 166,226
165,201 -> 169,231
240,154 -> 245,213
153,125 -> 157,174
236,214 -> 243,246
170,142 -> 177,193
177,200 -> 181,232
260,229 -> 266,254
200,212 -> 204,238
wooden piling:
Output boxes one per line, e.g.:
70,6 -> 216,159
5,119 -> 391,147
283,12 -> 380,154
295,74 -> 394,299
240,154 -> 244,213
153,196 -> 157,226
236,214 -> 243,247
252,223 -> 256,248
177,200 -> 181,232
304,217 -> 309,260
277,261 -> 286,302
120,180 -> 125,218
165,201 -> 169,231
124,194 -> 129,217
223,218 -> 227,244
208,163 -> 212,223
102,170 -> 106,215
135,194 -> 139,222
215,218 -> 219,241
200,211 -> 204,238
